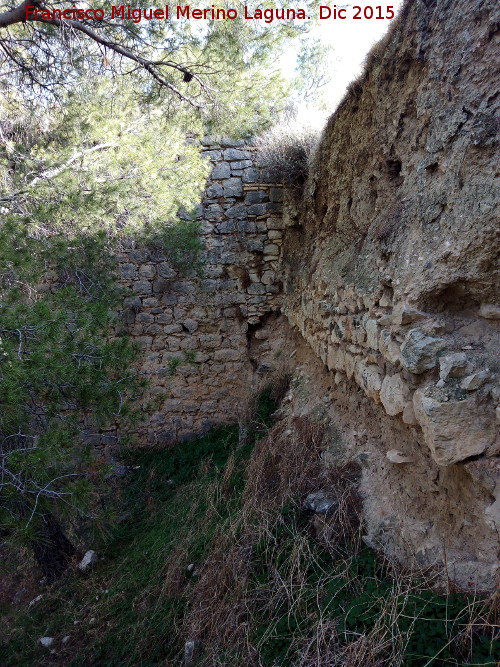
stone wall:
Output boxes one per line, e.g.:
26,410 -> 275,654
277,0 -> 499,590
116,0 -> 499,590
116,139 -> 284,444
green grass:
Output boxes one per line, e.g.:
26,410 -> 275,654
2,424 -> 244,666
1,390 -> 498,666
248,506 -> 499,666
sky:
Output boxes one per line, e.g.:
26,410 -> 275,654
282,0 -> 405,114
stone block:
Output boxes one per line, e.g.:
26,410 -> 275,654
173,307 -> 187,319
242,167 -> 259,183
246,240 -> 264,252
439,353 -> 471,380
247,203 -> 268,216
247,283 -> 267,295
121,308 -> 135,324
201,136 -> 219,146
223,177 -> 243,198
205,182 -> 224,198
182,318 -> 198,333
413,387 -> 496,465
223,148 -> 251,161
204,203 -> 225,219
135,336 -> 153,348
216,220 -> 237,234
379,330 -> 400,364
180,337 -> 199,350
400,329 -> 446,374
203,150 -> 222,160
213,348 -> 241,362
380,374 -> 410,416
225,204 -> 247,219
267,218 -> 283,230
136,312 -> 154,323
119,263 -> 137,279
220,137 -> 246,147
261,270 -> 275,285
123,296 -> 142,310
145,324 -> 164,335
263,244 -> 280,255
130,249 -> 150,263
365,319 -> 379,350
133,280 -> 153,295
139,264 -> 156,279
164,324 -> 183,334
159,314 -> 179,331
199,334 -> 222,348
402,402 -> 417,425
245,190 -> 268,204
235,220 -> 255,233
461,369 -> 491,391
344,352 -> 356,379
231,160 -> 253,170
171,281 -> 196,294
392,302 -> 427,325
158,262 -> 176,279
354,359 -> 383,401
210,162 -> 231,179
161,294 -> 179,306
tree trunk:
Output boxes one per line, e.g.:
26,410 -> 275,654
31,513 -> 76,583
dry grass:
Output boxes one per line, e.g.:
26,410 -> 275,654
174,416 -> 368,665
2,389 -> 498,666
254,112 -> 320,190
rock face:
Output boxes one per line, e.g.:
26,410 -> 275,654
277,0 -> 499,590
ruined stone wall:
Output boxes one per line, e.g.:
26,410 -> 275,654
116,0 -> 499,590
116,139 -> 284,445
278,0 -> 499,590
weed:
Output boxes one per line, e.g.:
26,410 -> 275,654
254,111 -> 319,190
167,355 -> 182,376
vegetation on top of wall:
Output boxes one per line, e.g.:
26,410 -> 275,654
2,391 -> 498,666
254,110 -> 321,190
